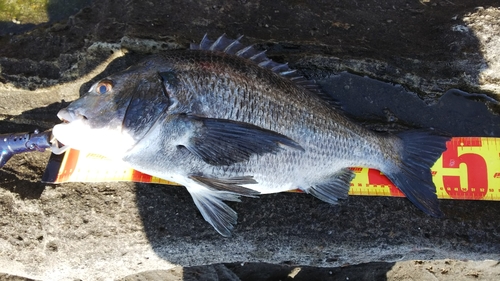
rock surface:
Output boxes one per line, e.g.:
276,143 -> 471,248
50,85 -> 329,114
0,0 -> 499,280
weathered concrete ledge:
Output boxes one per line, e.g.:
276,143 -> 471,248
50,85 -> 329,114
0,0 -> 499,280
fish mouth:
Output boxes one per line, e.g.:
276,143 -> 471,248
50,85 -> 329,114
49,134 -> 68,155
57,108 -> 87,123
51,109 -> 88,155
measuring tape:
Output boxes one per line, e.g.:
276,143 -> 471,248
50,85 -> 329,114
42,137 -> 500,201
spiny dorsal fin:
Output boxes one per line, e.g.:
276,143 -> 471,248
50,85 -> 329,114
190,34 -> 322,94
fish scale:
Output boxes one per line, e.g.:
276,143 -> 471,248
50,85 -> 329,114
52,34 -> 449,236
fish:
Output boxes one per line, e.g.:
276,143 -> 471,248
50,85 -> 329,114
52,34 -> 450,236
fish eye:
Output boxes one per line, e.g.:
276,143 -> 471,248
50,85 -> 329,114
96,80 -> 113,94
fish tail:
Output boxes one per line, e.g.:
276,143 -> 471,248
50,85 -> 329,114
383,131 -> 450,217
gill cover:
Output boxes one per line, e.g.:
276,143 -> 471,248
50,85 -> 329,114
122,72 -> 172,141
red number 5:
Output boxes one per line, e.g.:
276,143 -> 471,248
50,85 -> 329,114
442,139 -> 488,199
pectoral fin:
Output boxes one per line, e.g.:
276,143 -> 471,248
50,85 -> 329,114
190,175 -> 260,197
185,175 -> 259,236
174,114 -> 303,166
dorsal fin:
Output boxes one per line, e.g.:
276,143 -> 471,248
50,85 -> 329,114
190,34 -> 323,95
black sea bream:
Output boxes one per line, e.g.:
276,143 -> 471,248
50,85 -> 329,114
53,35 -> 449,236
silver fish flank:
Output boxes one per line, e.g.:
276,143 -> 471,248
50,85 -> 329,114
53,34 -> 450,236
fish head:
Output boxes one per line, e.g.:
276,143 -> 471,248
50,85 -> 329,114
53,57 -> 172,159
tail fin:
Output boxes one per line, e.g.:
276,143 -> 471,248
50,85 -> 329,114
384,131 -> 450,217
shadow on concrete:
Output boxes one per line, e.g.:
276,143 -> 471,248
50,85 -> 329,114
120,262 -> 395,281
226,262 -> 394,280
317,73 -> 500,136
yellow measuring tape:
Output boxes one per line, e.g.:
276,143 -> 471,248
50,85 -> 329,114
44,137 -> 500,201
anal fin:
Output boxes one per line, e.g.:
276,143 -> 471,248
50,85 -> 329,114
307,168 -> 355,204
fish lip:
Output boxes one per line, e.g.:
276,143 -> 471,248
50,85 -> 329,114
57,108 -> 86,123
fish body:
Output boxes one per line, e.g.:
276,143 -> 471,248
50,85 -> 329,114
53,35 -> 449,236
